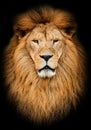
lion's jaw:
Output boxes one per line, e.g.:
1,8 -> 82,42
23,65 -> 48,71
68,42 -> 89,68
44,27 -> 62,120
26,24 -> 65,78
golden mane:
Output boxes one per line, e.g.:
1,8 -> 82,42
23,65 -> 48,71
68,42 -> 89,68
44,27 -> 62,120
3,6 -> 86,123
14,6 -> 77,38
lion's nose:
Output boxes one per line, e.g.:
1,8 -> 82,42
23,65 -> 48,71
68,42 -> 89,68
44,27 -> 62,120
40,55 -> 53,62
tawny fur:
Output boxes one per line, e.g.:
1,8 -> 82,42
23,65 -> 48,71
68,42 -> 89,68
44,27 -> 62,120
3,6 -> 86,123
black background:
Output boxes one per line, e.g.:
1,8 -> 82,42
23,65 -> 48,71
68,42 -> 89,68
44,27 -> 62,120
0,0 -> 91,129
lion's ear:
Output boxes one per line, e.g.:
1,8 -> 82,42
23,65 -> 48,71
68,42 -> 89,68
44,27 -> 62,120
13,25 -> 28,40
61,23 -> 77,39
61,25 -> 77,39
13,14 -> 35,40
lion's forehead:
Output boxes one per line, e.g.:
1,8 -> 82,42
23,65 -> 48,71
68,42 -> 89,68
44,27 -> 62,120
29,24 -> 63,40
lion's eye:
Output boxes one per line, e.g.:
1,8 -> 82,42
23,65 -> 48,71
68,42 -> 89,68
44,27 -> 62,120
53,39 -> 59,44
32,40 -> 39,44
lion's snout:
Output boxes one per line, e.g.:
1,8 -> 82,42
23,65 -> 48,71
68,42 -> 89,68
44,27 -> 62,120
37,54 -> 56,78
39,54 -> 53,62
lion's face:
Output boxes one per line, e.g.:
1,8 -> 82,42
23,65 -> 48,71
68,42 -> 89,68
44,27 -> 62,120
3,6 -> 86,123
26,24 -> 64,78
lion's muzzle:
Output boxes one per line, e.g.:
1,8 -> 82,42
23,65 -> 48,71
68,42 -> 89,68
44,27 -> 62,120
38,65 -> 56,78
38,55 -> 56,78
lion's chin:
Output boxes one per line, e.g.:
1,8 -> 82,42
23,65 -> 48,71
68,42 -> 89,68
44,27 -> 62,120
38,66 -> 56,78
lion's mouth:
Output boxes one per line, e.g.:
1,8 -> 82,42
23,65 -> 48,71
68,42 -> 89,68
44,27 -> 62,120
39,65 -> 55,72
38,65 -> 55,78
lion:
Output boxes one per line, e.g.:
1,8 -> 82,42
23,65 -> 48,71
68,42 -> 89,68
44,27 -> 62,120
3,6 -> 86,123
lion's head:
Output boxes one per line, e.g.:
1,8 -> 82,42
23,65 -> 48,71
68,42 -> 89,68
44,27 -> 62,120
3,6 -> 86,123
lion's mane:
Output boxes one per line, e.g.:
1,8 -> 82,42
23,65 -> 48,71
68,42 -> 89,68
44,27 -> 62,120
3,6 -> 86,123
